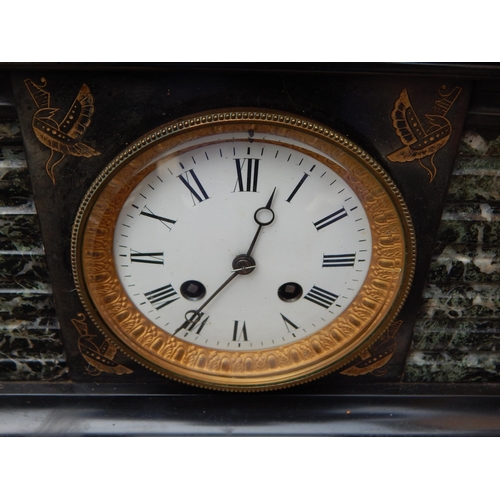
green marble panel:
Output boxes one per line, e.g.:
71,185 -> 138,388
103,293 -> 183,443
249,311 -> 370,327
447,175 -> 500,202
436,220 -> 500,246
0,193 -> 34,211
0,292 -> 59,326
0,146 -> 34,211
0,327 -> 64,359
409,130 -> 500,383
459,133 -> 500,156
0,215 -> 44,252
0,253 -> 52,291
0,135 -> 66,381
0,146 -> 26,169
418,284 -> 500,319
0,121 -> 22,142
0,358 -> 68,381
428,245 -> 500,283
0,169 -> 31,195
442,202 -> 500,220
412,318 -> 500,351
404,351 -> 500,382
453,156 -> 500,175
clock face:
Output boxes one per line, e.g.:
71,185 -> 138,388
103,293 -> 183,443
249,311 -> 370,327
112,135 -> 372,351
73,110 -> 415,391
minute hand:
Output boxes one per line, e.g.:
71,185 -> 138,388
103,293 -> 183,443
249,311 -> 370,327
174,271 -> 239,334
245,187 -> 276,257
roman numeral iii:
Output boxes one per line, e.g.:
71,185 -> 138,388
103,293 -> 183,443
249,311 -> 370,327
144,284 -> 179,310
304,286 -> 339,309
322,253 -> 356,267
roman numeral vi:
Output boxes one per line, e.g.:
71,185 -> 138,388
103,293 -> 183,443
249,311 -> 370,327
232,320 -> 248,342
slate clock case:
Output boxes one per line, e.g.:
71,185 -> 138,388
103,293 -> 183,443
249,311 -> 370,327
10,66 -> 470,391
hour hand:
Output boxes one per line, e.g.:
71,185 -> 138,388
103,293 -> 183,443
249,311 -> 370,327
246,187 -> 276,256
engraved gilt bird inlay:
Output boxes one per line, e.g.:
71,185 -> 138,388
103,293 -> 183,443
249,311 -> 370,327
24,78 -> 100,184
387,86 -> 462,182
72,313 -> 133,376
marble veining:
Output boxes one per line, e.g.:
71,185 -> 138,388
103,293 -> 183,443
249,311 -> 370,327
419,283 -> 500,319
437,220 -> 500,246
405,130 -> 500,382
0,121 -> 21,142
0,358 -> 68,381
0,253 -> 52,291
0,124 -> 67,381
405,351 -> 500,383
428,245 -> 500,283
1,292 -> 58,325
0,215 -> 44,252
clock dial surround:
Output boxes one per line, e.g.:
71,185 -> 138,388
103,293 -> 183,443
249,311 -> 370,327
72,110 -> 415,391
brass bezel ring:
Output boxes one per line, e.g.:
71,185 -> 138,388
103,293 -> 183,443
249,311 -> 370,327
72,109 -> 416,391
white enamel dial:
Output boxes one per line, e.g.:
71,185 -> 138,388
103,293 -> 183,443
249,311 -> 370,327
112,131 -> 372,352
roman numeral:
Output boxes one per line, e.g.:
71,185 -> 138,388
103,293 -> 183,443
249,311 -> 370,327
144,284 -> 179,310
140,206 -> 176,230
186,314 -> 209,334
313,207 -> 348,230
232,320 -> 248,342
280,313 -> 299,333
234,158 -> 259,192
130,250 -> 164,265
304,286 -> 339,309
178,169 -> 209,204
322,253 -> 356,267
286,173 -> 309,202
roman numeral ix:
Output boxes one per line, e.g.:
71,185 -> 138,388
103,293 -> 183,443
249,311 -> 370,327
144,284 -> 179,310
304,286 -> 339,309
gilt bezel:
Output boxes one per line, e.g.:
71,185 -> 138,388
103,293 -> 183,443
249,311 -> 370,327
72,109 -> 416,391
